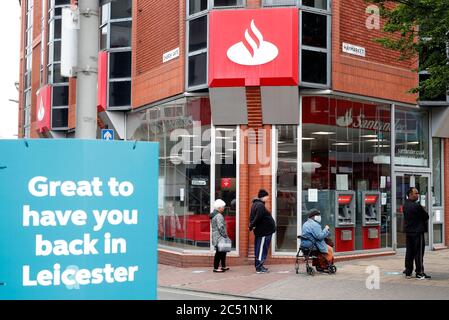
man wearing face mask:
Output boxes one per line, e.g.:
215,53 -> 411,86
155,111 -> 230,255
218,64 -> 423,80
300,209 -> 334,265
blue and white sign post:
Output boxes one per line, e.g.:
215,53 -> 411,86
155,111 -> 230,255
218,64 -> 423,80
101,129 -> 114,140
0,139 -> 158,300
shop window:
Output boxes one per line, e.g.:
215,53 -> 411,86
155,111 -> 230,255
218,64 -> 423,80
53,41 -> 61,61
433,224 -> 443,244
302,0 -> 327,10
302,12 -> 327,48
52,108 -> 69,128
189,16 -> 208,52
302,97 -> 392,252
111,0 -> 132,19
109,81 -> 131,107
188,53 -> 207,88
263,0 -> 297,6
54,0 -> 70,5
110,21 -> 132,48
129,98 -> 215,250
52,63 -> 69,83
214,127 -> 238,250
274,126 -> 298,252
432,138 -> 442,206
52,85 -> 69,106
395,108 -> 429,167
213,0 -> 243,7
109,51 -> 132,79
189,0 -> 208,15
301,50 -> 327,84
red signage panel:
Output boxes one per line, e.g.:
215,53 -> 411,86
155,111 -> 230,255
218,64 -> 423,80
36,85 -> 52,133
209,8 -> 299,87
97,51 -> 108,112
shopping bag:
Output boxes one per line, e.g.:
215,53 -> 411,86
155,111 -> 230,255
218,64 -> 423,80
217,237 -> 232,252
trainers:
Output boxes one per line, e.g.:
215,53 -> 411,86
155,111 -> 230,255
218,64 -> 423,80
416,273 -> 431,279
405,274 -> 412,279
213,269 -> 224,273
256,268 -> 268,274
221,267 -> 230,271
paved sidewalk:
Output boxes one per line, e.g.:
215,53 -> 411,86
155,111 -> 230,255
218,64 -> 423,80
158,250 -> 449,300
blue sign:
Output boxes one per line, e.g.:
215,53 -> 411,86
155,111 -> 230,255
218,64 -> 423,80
0,139 -> 159,300
101,129 -> 114,140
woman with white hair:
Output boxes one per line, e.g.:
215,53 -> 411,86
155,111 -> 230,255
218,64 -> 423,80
209,199 -> 230,272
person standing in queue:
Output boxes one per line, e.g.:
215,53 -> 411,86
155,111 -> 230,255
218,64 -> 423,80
249,189 -> 276,274
403,187 -> 431,279
210,199 -> 230,273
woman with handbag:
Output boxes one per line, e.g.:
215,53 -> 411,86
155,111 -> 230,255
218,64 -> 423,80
209,199 -> 231,272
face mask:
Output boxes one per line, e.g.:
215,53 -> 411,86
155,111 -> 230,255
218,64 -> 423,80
314,215 -> 322,223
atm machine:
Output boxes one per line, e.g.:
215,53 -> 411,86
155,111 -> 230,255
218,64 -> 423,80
361,191 -> 381,249
334,191 -> 356,252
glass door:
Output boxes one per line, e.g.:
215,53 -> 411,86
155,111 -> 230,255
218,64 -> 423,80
395,173 -> 431,249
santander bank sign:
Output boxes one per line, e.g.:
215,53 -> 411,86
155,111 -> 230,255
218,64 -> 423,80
209,8 -> 298,87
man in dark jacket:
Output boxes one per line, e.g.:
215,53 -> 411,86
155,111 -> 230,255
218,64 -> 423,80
403,187 -> 430,279
249,189 -> 276,273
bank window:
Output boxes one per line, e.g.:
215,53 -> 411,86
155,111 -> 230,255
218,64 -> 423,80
302,97 -> 393,252
213,0 -> 244,7
395,108 -> 429,167
274,125 -> 298,252
214,126 -> 238,250
263,0 -> 297,6
432,138 -> 442,207
129,97 -> 214,251
300,10 -> 330,87
187,2 -> 209,90
100,0 -> 132,110
52,107 -> 69,128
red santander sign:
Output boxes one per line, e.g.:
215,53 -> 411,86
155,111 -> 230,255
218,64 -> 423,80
209,8 -> 299,87
36,85 -> 52,133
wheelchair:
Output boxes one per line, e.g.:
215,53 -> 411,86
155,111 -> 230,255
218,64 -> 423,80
295,235 -> 337,276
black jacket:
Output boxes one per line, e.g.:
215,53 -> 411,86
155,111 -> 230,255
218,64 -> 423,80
403,199 -> 429,233
249,199 -> 276,237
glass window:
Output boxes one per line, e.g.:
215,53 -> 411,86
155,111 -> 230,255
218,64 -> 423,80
110,21 -> 132,48
52,85 -> 69,106
275,126 -> 298,252
189,16 -> 207,52
301,50 -> 327,84
213,0 -> 243,6
109,81 -> 131,107
264,0 -> 297,6
188,53 -> 207,87
53,63 -> 69,83
52,108 -> 68,128
395,108 -> 429,167
129,97 -> 213,250
433,224 -> 443,244
109,51 -> 132,79
214,127 -> 238,250
100,26 -> 108,50
54,18 -> 62,39
302,12 -> 327,48
432,138 -> 442,207
111,0 -> 132,19
55,0 -> 70,6
189,0 -> 208,15
53,40 -> 61,62
302,97 -> 392,252
302,0 -> 327,10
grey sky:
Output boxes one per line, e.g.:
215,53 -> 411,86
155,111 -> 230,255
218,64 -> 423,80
0,1 -> 20,139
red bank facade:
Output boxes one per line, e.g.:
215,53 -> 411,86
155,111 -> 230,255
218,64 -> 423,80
19,0 -> 449,266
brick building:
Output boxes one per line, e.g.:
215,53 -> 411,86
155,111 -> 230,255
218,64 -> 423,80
18,0 -> 449,267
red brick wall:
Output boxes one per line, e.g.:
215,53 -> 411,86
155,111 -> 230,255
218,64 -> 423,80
444,139 -> 449,247
332,0 -> 418,104
132,0 -> 185,108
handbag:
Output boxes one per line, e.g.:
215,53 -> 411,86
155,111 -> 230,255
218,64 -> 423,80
217,237 -> 232,252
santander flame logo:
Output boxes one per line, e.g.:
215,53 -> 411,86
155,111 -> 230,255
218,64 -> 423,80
227,20 -> 279,66
37,96 -> 45,122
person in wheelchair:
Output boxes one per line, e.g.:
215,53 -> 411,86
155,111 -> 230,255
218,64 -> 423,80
300,209 -> 335,272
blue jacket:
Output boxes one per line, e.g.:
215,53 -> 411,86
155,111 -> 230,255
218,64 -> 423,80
301,218 -> 330,254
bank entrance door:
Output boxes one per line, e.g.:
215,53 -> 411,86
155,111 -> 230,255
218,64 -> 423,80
395,173 -> 431,250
